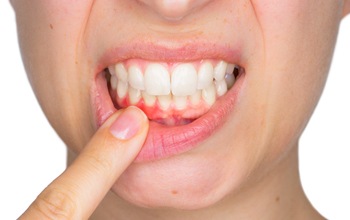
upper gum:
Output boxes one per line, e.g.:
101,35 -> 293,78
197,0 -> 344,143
112,59 -> 228,73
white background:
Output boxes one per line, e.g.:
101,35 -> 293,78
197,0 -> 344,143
1,1 -> 349,219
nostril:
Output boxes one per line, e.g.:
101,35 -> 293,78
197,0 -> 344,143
138,0 -> 211,21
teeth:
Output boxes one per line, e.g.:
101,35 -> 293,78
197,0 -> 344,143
215,80 -> 228,97
145,63 -> 171,96
128,87 -> 141,105
226,64 -> 235,75
108,66 -> 116,76
110,75 -> 118,90
202,83 -> 216,105
117,81 -> 128,98
158,95 -> 172,110
197,62 -> 214,89
142,91 -> 156,106
115,63 -> 128,82
225,72 -> 236,89
108,60 -> 240,112
190,90 -> 201,106
171,64 -> 197,96
174,96 -> 188,110
128,65 -> 145,90
214,61 -> 227,81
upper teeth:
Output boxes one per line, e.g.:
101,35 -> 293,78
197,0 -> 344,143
145,63 -> 171,96
108,60 -> 237,109
171,63 -> 197,96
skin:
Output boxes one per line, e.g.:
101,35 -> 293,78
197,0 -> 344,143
11,0 -> 350,219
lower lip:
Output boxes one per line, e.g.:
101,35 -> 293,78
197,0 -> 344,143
92,71 -> 245,162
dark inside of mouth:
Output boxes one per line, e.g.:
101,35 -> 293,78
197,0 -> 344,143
105,70 -> 112,89
105,70 -> 121,109
104,65 -> 243,126
233,66 -> 240,78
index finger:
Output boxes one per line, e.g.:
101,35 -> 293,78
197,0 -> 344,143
20,107 -> 149,219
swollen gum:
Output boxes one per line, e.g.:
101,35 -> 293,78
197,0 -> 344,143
113,91 -> 212,125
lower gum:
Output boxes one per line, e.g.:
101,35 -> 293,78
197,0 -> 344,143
119,97 -> 209,120
153,117 -> 195,126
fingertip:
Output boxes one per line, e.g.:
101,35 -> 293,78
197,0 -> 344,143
109,107 -> 149,140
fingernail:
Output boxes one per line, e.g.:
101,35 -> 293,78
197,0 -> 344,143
109,107 -> 144,140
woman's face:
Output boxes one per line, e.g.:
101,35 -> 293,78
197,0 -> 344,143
12,0 -> 345,209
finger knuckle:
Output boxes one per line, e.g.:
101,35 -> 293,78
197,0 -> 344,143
32,187 -> 78,219
85,148 -> 114,174
88,154 -> 114,174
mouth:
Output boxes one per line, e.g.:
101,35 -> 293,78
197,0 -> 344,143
92,46 -> 245,162
106,59 -> 242,125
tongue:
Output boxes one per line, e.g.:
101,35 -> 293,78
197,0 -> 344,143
111,91 -> 212,126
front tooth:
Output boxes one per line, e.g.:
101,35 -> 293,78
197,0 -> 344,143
142,92 -> 156,106
117,81 -> 128,98
215,80 -> 228,97
110,75 -> 118,90
171,64 -> 197,96
190,90 -> 201,106
115,63 -> 128,82
197,62 -> 214,89
174,96 -> 187,110
128,65 -> 145,90
158,95 -> 172,110
214,61 -> 228,81
202,83 -> 216,105
128,87 -> 141,105
145,63 -> 170,96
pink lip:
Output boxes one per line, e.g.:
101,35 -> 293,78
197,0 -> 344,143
92,42 -> 245,162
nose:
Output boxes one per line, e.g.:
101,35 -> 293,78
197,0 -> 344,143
138,0 -> 211,20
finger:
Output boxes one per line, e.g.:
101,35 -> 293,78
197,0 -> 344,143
20,106 -> 149,220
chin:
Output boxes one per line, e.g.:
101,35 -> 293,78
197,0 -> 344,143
111,148 -> 250,210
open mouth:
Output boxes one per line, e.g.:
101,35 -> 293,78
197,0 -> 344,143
93,51 -> 245,162
104,59 -> 243,126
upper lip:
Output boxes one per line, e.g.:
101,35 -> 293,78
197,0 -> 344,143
96,40 -> 244,74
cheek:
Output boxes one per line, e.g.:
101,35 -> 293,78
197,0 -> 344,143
252,0 -> 342,114
240,0 -> 343,163
13,0 -> 92,100
252,0 -> 343,66
12,0 -> 96,149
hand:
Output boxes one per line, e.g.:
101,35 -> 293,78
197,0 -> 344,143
19,107 -> 149,219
